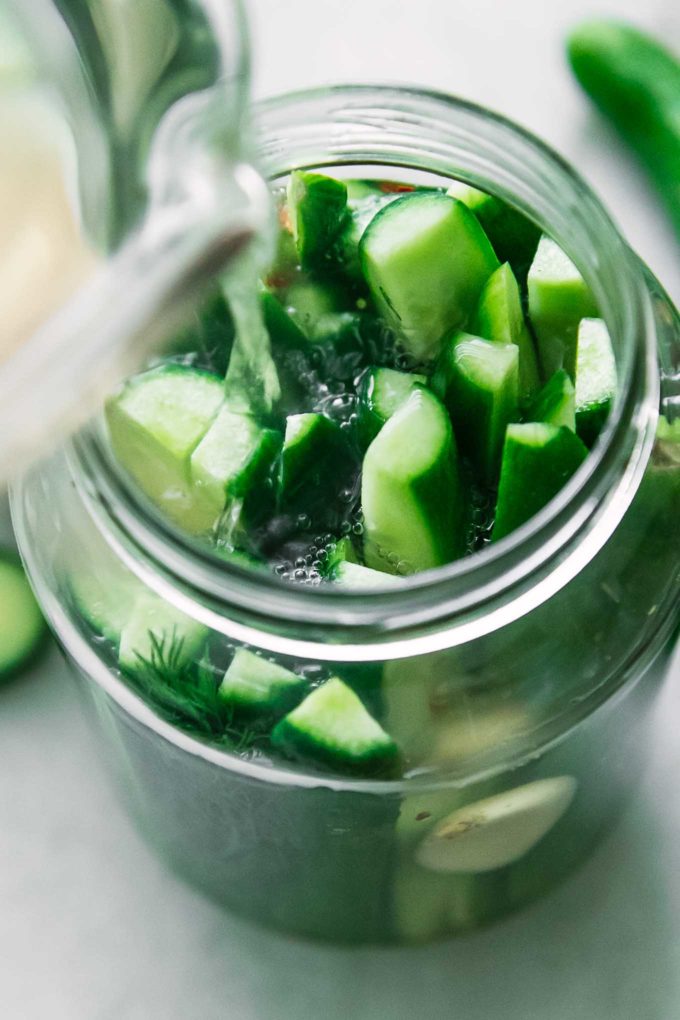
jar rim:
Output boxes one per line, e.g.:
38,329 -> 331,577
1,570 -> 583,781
68,84 -> 659,661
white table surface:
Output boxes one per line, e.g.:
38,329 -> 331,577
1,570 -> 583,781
2,1 -> 679,1017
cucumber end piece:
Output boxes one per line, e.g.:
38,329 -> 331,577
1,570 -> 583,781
0,553 -> 48,681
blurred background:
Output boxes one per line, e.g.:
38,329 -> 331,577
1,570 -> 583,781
0,0 -> 678,1017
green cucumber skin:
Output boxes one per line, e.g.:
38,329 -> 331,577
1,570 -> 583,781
447,181 -> 541,286
359,192 -> 500,363
576,403 -> 610,448
435,333 -> 519,486
279,413 -> 354,514
568,20 -> 680,239
362,389 -> 467,574
492,424 -> 589,541
218,649 -> 308,719
260,289 -> 309,351
472,262 -> 540,400
472,200 -> 540,287
271,719 -> 398,776
358,367 -> 428,446
288,171 -> 349,270
525,370 -> 576,431
0,551 -> 48,681
189,411 -> 282,537
271,679 -> 400,777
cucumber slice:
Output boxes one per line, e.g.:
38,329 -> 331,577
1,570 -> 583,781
287,171 -> 348,270
271,676 -> 400,775
525,369 -> 576,431
218,648 -> 307,718
360,192 -> 499,362
358,366 -> 427,444
279,412 -> 353,513
0,552 -> 47,679
106,365 -> 224,527
118,594 -> 208,676
472,262 -> 540,398
527,236 -> 598,379
435,333 -> 519,485
492,423 -> 589,541
190,408 -> 281,533
362,388 -> 467,574
446,181 -> 540,283
415,777 -> 577,873
575,317 -> 617,446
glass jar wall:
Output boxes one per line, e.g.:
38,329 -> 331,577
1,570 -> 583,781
13,88 -> 680,944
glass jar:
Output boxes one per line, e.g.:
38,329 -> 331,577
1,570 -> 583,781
12,86 -> 680,945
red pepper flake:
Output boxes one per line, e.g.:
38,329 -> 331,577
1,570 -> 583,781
378,181 -> 415,194
265,271 -> 295,290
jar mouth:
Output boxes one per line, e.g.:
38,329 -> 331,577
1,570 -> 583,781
69,84 -> 658,661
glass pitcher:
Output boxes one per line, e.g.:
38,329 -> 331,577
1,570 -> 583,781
0,0 -> 269,479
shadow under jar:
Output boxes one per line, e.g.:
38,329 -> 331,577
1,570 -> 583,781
13,87 -> 680,945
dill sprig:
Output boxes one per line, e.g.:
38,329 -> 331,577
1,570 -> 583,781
124,629 -> 264,755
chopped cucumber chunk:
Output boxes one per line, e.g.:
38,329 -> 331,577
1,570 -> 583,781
360,192 -> 499,362
287,171 -> 348,270
446,181 -> 540,283
322,536 -> 359,575
190,407 -> 281,533
0,553 -> 46,679
260,288 -> 309,349
309,310 -> 361,346
335,190 -> 400,280
70,569 -> 136,644
415,777 -> 577,873
218,648 -> 307,717
271,676 -> 399,775
362,388 -> 467,574
285,279 -> 344,333
527,236 -> 598,380
279,412 -> 353,513
358,366 -> 427,444
106,365 -> 224,528
473,262 -> 540,398
118,594 -> 208,676
492,423 -> 589,541
575,317 -> 617,446
525,369 -> 576,431
345,179 -> 385,201
330,560 -> 403,589
435,333 -> 519,485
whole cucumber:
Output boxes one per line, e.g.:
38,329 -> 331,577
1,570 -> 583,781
567,20 -> 680,238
